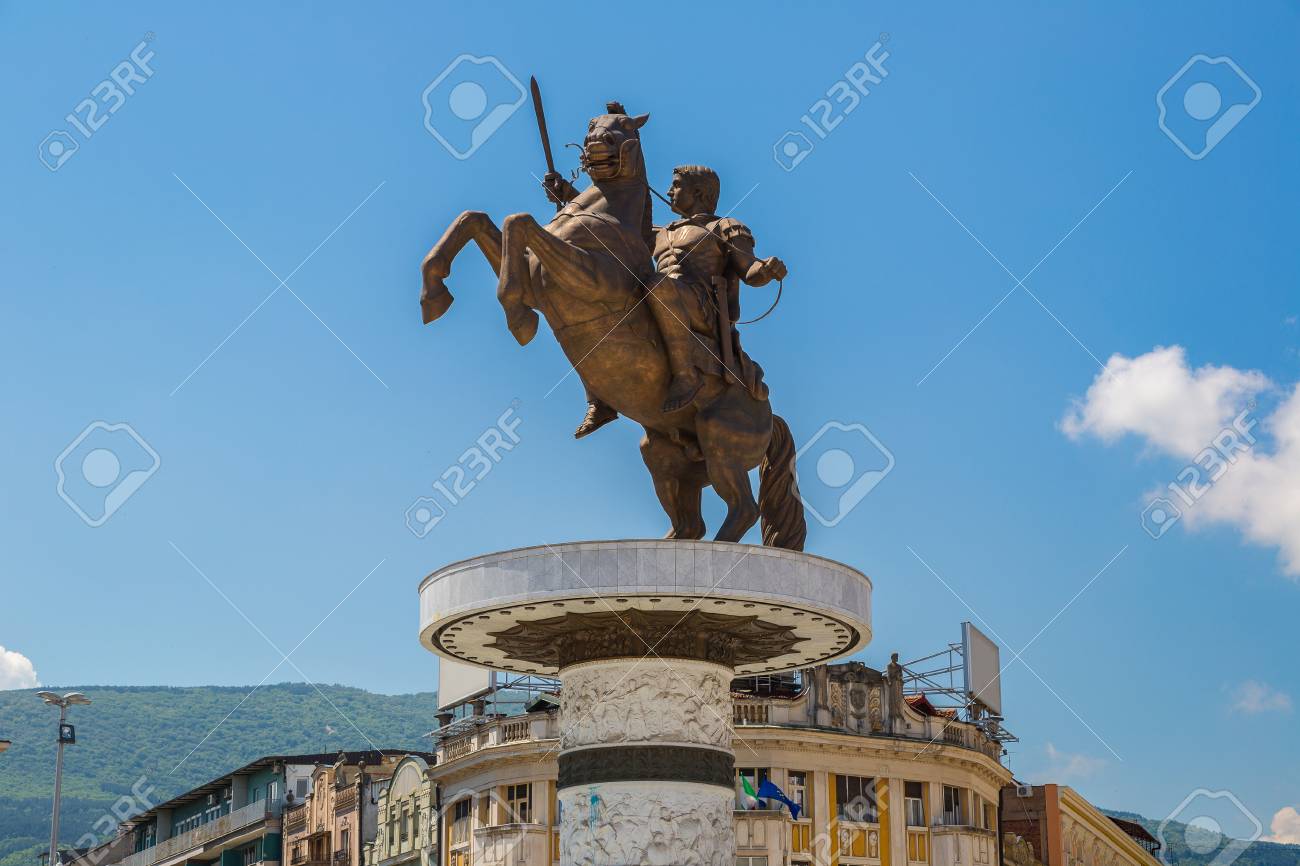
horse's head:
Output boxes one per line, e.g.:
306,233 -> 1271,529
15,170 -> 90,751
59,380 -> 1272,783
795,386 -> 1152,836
580,103 -> 649,183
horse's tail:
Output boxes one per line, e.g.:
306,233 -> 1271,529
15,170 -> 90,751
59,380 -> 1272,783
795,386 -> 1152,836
760,413 -> 807,551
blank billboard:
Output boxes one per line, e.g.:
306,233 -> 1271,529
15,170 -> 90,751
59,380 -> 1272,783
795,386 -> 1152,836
438,658 -> 494,711
962,621 -> 1003,717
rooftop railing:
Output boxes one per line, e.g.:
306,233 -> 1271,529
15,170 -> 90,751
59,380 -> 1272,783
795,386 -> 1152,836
112,801 -> 274,866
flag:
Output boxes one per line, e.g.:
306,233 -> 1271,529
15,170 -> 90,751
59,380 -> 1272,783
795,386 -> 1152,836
757,780 -> 802,821
740,773 -> 761,809
740,773 -> 760,808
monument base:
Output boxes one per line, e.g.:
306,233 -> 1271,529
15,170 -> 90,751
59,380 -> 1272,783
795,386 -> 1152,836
419,540 -> 873,865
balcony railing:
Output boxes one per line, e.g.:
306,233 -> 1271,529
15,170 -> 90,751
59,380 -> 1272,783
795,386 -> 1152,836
501,720 -> 530,743
438,715 -> 560,765
940,723 -> 1002,761
113,801 -> 274,866
733,700 -> 771,725
284,802 -> 307,833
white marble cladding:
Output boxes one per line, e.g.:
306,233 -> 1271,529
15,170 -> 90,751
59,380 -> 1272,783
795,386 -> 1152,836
419,540 -> 872,657
558,781 -> 734,866
559,658 -> 733,752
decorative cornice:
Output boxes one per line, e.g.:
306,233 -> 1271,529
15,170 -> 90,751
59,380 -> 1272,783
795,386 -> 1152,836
484,608 -> 805,668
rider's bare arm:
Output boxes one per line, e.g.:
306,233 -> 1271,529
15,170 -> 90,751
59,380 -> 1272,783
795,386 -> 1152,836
719,219 -> 787,286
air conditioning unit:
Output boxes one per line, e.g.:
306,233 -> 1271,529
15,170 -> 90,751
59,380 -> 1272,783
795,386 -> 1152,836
1015,784 -> 1034,798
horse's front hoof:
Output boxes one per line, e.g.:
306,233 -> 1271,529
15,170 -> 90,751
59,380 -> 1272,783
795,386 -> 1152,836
507,308 -> 539,346
421,277 -> 454,324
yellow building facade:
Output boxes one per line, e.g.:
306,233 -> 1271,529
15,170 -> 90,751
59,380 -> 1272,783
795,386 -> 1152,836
427,662 -> 1012,866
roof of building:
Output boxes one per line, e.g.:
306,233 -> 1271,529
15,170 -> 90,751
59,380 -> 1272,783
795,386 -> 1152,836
122,750 -> 431,828
904,693 -> 944,717
1107,816 -> 1161,849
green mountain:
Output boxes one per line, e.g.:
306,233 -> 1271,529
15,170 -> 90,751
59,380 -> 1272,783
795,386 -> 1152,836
1099,809 -> 1298,866
0,684 -> 435,866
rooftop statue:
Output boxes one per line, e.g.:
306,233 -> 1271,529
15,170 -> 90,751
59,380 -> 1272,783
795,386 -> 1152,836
419,84 -> 806,550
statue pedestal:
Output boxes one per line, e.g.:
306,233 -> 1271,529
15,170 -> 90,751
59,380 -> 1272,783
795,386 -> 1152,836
419,540 -> 873,866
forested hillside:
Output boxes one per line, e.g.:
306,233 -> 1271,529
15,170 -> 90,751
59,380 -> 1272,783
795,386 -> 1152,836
0,684 -> 435,866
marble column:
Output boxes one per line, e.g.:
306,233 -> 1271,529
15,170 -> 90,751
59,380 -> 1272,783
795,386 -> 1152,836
556,657 -> 736,866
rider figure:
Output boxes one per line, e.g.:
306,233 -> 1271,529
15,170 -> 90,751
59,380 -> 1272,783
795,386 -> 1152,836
544,164 -> 787,438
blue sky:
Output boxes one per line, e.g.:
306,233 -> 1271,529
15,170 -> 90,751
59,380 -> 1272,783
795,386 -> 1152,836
2,0 -> 1297,838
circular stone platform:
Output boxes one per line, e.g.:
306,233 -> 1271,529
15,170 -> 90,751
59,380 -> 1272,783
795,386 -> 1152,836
419,539 -> 873,676
419,540 -> 872,866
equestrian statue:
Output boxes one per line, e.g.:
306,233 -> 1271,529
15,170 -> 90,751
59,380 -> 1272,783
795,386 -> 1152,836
418,83 -> 806,550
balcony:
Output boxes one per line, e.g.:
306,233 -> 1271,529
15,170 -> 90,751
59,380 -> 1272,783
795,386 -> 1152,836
437,714 -> 560,765
336,787 -> 357,811
733,699 -> 771,726
941,723 -> 1002,761
114,801 -> 274,866
284,802 -> 307,834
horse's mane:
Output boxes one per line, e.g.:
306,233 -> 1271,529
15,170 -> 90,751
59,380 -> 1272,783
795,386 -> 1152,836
607,101 -> 655,255
638,152 -> 654,254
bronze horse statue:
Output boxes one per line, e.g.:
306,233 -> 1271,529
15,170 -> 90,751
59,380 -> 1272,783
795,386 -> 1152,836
418,108 -> 806,550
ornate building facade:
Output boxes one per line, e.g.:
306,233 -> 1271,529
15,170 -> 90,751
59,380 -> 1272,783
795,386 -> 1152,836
281,752 -> 432,866
999,785 -> 1161,866
367,755 -> 439,866
425,660 -> 1015,866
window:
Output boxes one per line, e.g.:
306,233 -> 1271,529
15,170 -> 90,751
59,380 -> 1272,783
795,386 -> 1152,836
411,809 -> 419,840
736,858 -> 769,866
787,771 -> 807,815
505,783 -> 532,823
942,785 -> 967,826
905,781 -> 926,827
296,779 -> 309,798
400,810 -> 409,841
836,775 -> 877,823
340,828 -> 350,854
239,843 -> 259,866
736,768 -> 770,809
451,799 -> 472,846
266,781 -> 281,803
981,799 -> 996,830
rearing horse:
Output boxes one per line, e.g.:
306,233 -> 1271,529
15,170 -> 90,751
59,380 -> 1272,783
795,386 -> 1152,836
419,108 -> 806,550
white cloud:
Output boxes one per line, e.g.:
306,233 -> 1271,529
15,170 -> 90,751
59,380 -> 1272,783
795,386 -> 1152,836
1064,346 -> 1300,576
1062,346 -> 1270,455
0,645 -> 38,689
1266,806 -> 1300,845
1231,680 -> 1293,714
1044,742 -> 1105,781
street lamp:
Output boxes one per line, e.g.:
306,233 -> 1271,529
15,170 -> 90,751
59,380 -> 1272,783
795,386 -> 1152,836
37,692 -> 91,866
